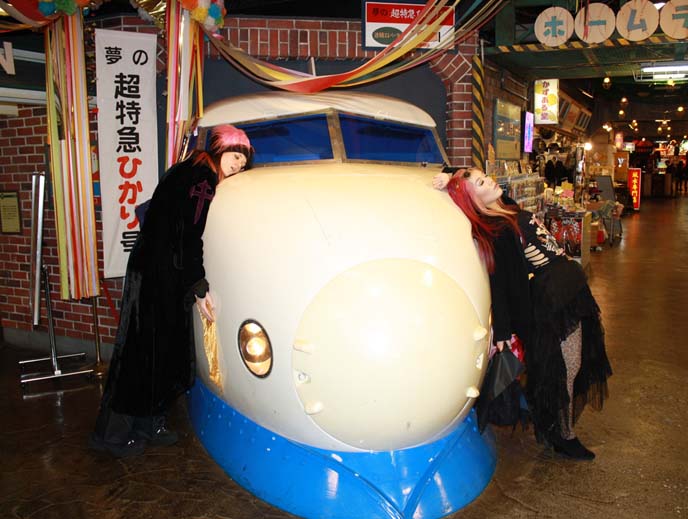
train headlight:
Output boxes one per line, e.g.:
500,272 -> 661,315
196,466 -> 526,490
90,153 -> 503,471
238,320 -> 272,377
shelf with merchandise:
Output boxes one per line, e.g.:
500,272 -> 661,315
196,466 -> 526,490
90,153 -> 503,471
488,159 -> 545,209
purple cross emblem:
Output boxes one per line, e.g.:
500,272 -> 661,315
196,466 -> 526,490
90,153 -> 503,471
189,180 -> 214,224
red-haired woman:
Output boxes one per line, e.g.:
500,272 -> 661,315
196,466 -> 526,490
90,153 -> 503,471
91,125 -> 254,457
435,168 -> 611,460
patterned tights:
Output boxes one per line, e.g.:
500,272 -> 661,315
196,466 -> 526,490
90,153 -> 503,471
559,323 -> 582,439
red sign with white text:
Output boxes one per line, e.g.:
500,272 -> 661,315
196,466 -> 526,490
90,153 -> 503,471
366,2 -> 454,24
628,167 -> 641,210
363,1 -> 455,49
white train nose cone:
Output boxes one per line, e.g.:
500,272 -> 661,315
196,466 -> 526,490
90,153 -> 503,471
292,259 -> 488,451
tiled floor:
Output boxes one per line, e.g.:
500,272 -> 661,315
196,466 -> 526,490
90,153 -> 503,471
1,196 -> 687,518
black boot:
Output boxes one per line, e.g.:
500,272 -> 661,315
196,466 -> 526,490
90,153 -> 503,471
89,433 -> 147,458
550,434 -> 595,460
134,415 -> 178,446
90,406 -> 147,457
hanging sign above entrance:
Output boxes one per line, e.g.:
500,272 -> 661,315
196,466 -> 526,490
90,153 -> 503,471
534,0 -> 683,46
534,79 -> 559,125
616,0 -> 659,41
660,0 -> 688,39
534,7 -> 574,47
362,1 -> 455,50
574,4 -> 615,44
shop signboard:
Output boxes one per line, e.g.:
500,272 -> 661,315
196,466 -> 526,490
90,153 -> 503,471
616,0 -> 659,41
535,0 -> 667,45
534,79 -> 558,124
660,0 -> 688,39
574,3 -> 616,44
362,1 -> 455,50
534,7 -> 574,46
628,167 -> 642,210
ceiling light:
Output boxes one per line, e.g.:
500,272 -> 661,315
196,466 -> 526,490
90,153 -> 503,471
621,97 -> 628,103
654,2 -> 666,7
678,106 -> 684,112
619,109 -> 625,116
641,62 -> 688,73
580,89 -> 594,99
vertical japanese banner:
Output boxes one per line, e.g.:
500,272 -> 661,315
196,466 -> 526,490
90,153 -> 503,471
628,167 -> 642,210
95,29 -> 159,278
533,79 -> 558,125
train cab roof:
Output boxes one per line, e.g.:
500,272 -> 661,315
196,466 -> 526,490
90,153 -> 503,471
198,91 -> 437,128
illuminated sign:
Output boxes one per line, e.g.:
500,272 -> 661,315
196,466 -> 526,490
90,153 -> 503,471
523,111 -> 534,153
628,167 -> 642,210
534,79 -> 558,124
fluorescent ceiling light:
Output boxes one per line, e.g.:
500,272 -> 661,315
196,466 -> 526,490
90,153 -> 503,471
652,73 -> 687,79
641,62 -> 688,73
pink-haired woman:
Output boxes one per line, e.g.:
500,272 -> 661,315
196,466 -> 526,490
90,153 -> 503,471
91,125 -> 254,457
435,167 -> 611,460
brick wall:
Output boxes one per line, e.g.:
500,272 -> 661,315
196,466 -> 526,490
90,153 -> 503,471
0,14 -> 477,350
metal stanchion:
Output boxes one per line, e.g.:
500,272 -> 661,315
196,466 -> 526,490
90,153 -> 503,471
19,266 -> 94,388
90,296 -> 108,378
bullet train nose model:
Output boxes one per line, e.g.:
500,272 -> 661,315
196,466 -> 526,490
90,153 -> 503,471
187,92 -> 496,519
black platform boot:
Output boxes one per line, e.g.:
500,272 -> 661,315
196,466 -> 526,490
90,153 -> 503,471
89,433 -> 147,458
550,434 -> 595,460
134,415 -> 179,446
90,407 -> 147,458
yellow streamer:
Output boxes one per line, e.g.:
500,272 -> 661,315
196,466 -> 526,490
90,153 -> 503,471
204,0 -> 509,93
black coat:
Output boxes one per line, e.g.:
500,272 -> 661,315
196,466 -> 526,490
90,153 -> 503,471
104,156 -> 218,417
488,214 -> 532,345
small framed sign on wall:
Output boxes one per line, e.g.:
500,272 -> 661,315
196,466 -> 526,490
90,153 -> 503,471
0,191 -> 21,234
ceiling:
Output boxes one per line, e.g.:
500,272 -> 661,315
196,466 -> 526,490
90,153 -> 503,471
4,0 -> 687,141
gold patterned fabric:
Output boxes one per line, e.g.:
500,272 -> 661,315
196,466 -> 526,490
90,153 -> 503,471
199,312 -> 222,390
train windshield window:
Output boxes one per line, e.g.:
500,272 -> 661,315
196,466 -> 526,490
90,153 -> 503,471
238,115 -> 333,164
339,114 -> 443,164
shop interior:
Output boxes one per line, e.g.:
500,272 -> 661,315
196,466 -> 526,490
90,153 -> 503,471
478,0 -> 688,266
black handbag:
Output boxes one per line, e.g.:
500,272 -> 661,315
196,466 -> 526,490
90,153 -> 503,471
475,348 -> 526,432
